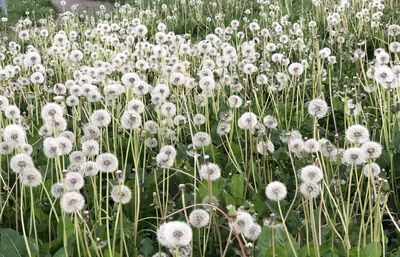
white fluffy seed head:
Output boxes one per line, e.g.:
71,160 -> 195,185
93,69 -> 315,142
56,136 -> 73,155
288,62 -> 304,76
363,162 -> 381,177
244,223 -> 262,241
120,110 -> 142,130
60,192 -> 85,213
257,140 -> 274,155
69,151 -> 86,164
361,141 -> 382,159
90,109 -> 111,127
64,172 -> 84,191
300,165 -> 323,183
43,137 -> 61,158
238,112 -> 258,130
0,141 -> 14,155
263,115 -> 278,129
199,162 -> 221,181
288,138 -> 304,154
345,125 -> 369,144
265,181 -> 287,201
189,209 -> 210,228
304,139 -> 320,153
308,99 -> 329,118
4,105 -> 21,119
299,182 -> 320,199
157,221 -> 193,248
192,132 -> 211,148
3,124 -> 26,146
81,161 -> 99,177
111,185 -> 132,204
21,168 -> 42,187
81,139 -> 100,157
10,153 -> 34,174
342,147 -> 366,165
96,153 -> 119,173
156,145 -> 177,168
41,103 -> 64,121
233,211 -> 254,234
51,182 -> 65,198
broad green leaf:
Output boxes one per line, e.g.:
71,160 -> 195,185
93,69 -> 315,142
140,238 -> 154,257
0,228 -> 36,257
361,242 -> 382,257
230,173 -> 244,202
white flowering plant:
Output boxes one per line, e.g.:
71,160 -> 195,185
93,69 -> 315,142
0,0 -> 400,257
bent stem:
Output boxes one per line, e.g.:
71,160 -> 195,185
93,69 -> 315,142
277,201 -> 298,257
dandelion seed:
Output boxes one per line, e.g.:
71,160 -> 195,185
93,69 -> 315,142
65,172 -> 84,191
192,132 -> 211,148
90,109 -> 111,127
233,211 -> 254,234
257,141 -> 274,155
300,165 -> 323,183
361,141 -> 382,159
60,192 -> 85,213
362,162 -> 381,177
51,182 -> 65,198
265,181 -> 287,201
238,112 -> 258,130
111,185 -> 132,204
263,115 -> 278,129
70,151 -> 86,164
10,153 -> 34,174
189,209 -> 210,228
244,223 -> 261,241
342,147 -> 366,165
345,125 -> 369,144
81,161 -> 99,177
96,153 -> 119,173
199,162 -> 221,181
300,182 -> 320,199
304,139 -> 320,153
3,124 -> 26,146
308,99 -> 329,118
21,168 -> 42,187
288,62 -> 304,76
157,221 -> 193,249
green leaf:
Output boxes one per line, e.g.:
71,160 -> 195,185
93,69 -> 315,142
230,173 -> 244,203
361,242 -> 382,257
0,228 -> 36,257
222,191 -> 236,206
255,227 -> 272,257
140,238 -> 154,257
52,248 -> 68,257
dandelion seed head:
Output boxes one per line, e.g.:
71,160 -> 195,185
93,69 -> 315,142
96,153 -> 119,173
300,182 -> 320,199
199,162 -> 221,181
265,181 -> 287,201
300,165 -> 323,183
157,221 -> 193,248
111,185 -> 132,204
189,209 -> 210,228
345,125 -> 369,144
60,192 -> 85,213
21,168 -> 42,187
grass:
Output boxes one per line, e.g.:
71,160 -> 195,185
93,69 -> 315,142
2,0 -> 56,25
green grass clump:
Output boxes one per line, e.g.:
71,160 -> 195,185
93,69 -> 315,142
2,0 -> 56,25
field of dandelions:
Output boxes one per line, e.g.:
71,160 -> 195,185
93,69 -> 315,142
1,0 -> 400,256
